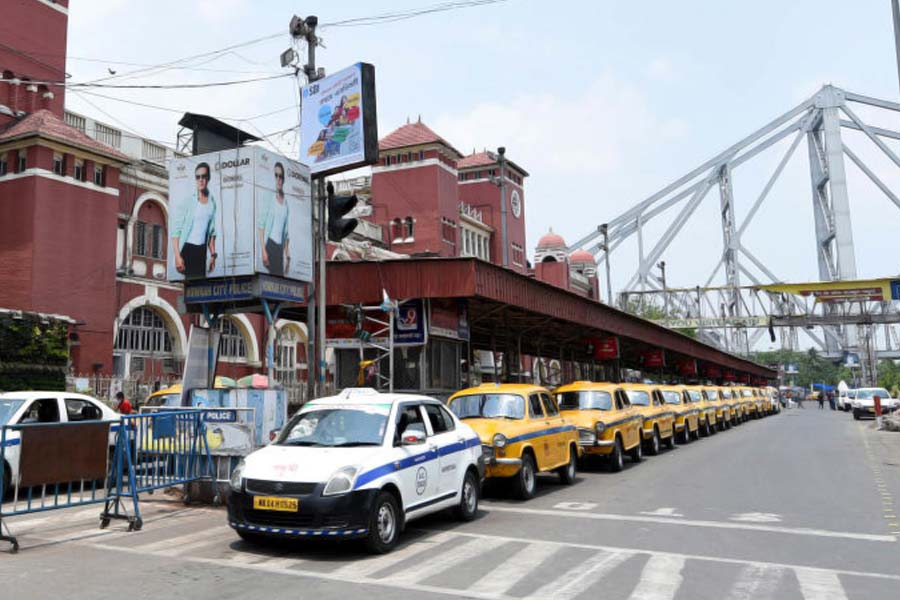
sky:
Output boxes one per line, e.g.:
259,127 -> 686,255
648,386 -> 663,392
63,0 -> 900,299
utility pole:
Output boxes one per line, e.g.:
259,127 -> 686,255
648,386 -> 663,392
893,0 -> 900,98
657,260 -> 668,318
600,223 -> 612,306
290,14 -> 325,399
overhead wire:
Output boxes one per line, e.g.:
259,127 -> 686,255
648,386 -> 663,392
319,0 -> 509,28
0,73 -> 294,90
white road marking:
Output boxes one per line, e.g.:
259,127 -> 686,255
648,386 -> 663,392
482,505 -> 896,542
553,501 -> 598,511
158,529 -> 238,556
730,513 -> 782,523
331,531 -> 454,578
795,568 -> 849,600
639,508 -> 684,517
723,565 -> 785,600
134,526 -> 230,552
525,550 -> 632,600
377,536 -> 503,585
627,555 -> 685,600
466,542 -> 560,596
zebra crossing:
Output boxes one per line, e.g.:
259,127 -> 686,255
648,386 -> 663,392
7,501 -> 897,600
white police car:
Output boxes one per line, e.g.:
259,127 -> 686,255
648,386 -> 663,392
227,389 -> 484,553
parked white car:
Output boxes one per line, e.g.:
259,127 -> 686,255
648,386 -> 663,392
851,388 -> 900,420
0,392 -> 121,494
227,388 -> 485,553
837,389 -> 855,412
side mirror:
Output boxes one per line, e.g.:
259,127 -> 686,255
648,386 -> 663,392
401,429 -> 426,446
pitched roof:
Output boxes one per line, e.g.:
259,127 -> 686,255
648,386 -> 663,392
457,151 -> 495,169
458,150 -> 529,177
0,109 -> 130,162
379,121 -> 462,157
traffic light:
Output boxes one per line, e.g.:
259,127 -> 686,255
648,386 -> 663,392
326,181 -> 358,242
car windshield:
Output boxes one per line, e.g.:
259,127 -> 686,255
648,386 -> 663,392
705,390 -> 718,401
742,390 -> 753,397
0,399 -> 25,426
857,388 -> 890,399
662,391 -> 681,405
276,406 -> 388,447
721,390 -> 732,399
556,391 -> 612,411
625,390 -> 650,406
687,390 -> 702,402
145,393 -> 180,407
449,394 -> 525,419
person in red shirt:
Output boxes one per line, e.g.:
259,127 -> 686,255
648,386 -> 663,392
115,391 -> 133,415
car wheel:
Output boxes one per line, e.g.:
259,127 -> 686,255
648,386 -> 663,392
557,446 -> 577,485
454,469 -> 480,521
365,491 -> 400,554
647,427 -> 660,456
514,453 -> 537,500
608,437 -> 624,472
665,430 -> 676,449
681,424 -> 691,444
629,436 -> 643,463
853,410 -> 861,421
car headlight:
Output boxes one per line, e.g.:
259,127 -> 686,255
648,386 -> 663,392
595,422 -> 607,436
323,466 -> 359,496
229,460 -> 245,492
492,433 -> 508,448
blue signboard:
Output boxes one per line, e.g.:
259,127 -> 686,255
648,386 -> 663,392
394,299 -> 427,345
891,280 -> 900,300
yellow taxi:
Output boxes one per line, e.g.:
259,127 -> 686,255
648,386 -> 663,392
621,384 -> 676,456
737,387 -> 759,419
659,385 -> 700,444
710,387 -> 733,431
554,381 -> 643,472
719,387 -> 743,425
447,383 -> 580,499
758,387 -> 774,415
684,385 -> 717,436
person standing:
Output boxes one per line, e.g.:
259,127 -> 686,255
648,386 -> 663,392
171,162 -> 217,280
258,162 -> 290,277
115,391 -> 133,415
817,391 -> 825,410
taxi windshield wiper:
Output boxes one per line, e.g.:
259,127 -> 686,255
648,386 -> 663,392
279,440 -> 322,446
329,441 -> 380,447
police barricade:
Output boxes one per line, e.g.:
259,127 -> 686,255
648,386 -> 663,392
0,410 -> 214,553
0,419 -> 116,552
138,406 -> 256,485
103,410 -> 216,532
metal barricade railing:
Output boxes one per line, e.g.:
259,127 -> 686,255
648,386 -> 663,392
102,410 -> 216,532
0,410 -> 214,553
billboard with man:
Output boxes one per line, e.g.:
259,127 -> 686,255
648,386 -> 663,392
167,146 -> 312,283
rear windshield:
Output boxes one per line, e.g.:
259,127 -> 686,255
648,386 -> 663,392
721,389 -> 732,399
742,390 -> 753,397
687,390 -> 702,402
449,394 -> 525,420
625,390 -> 650,406
556,391 -> 613,411
704,390 -> 719,401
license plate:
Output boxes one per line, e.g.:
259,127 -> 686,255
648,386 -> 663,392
253,496 -> 298,512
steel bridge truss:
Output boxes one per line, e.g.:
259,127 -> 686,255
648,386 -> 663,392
570,85 -> 900,379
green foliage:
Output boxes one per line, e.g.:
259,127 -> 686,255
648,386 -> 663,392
876,359 -> 900,397
0,313 -> 69,391
623,298 -> 698,339
752,348 -> 854,388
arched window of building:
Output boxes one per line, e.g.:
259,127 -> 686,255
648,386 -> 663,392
275,326 -> 302,383
405,217 -> 415,240
114,307 -> 174,355
217,318 -> 247,360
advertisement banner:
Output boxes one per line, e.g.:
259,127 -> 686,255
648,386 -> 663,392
429,298 -> 467,340
759,278 -> 900,303
642,349 -> 665,368
326,300 -> 426,348
300,62 -> 378,176
593,336 -> 620,360
167,147 -> 312,284
675,358 -> 697,376
704,365 -> 721,378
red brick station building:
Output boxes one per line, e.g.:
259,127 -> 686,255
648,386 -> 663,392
1,1 -> 772,400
